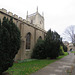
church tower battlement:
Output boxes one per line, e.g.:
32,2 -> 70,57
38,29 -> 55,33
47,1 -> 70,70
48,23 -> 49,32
26,7 -> 44,29
0,8 -> 45,31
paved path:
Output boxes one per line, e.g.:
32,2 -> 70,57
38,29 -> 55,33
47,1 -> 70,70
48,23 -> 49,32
31,53 -> 75,75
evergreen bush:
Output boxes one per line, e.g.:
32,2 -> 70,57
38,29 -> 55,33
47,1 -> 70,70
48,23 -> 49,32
60,46 -> 65,55
45,30 -> 61,59
61,42 -> 68,52
0,17 -> 21,74
63,45 -> 67,52
31,39 -> 46,59
32,29 -> 62,59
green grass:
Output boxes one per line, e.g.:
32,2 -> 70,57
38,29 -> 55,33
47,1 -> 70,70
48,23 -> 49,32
71,51 -> 75,53
64,52 -> 68,56
6,52 -> 68,75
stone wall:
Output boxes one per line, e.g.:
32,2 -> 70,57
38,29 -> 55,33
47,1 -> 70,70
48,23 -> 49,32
0,8 -> 46,60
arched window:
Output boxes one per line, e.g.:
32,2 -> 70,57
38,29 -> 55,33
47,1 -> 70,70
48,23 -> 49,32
39,36 -> 42,40
26,32 -> 31,49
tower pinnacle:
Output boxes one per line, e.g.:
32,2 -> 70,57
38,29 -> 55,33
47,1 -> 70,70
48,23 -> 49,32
37,6 -> 38,13
26,11 -> 28,20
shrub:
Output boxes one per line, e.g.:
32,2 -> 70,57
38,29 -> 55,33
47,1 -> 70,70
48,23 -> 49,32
63,45 -> 67,52
32,29 -> 62,59
31,39 -> 46,59
61,42 -> 68,52
60,46 -> 65,55
45,30 -> 61,59
0,17 -> 21,74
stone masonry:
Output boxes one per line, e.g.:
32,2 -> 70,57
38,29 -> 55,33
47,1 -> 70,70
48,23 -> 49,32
0,8 -> 46,61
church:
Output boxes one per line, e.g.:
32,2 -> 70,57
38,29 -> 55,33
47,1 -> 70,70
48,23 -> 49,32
0,8 -> 46,60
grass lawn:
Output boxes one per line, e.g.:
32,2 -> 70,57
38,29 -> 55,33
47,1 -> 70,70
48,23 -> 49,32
6,52 -> 68,75
71,51 -> 75,53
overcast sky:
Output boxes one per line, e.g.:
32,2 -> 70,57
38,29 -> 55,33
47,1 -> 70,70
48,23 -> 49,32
0,0 -> 75,39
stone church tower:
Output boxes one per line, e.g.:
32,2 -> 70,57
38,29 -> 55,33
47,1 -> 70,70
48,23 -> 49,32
26,7 -> 44,29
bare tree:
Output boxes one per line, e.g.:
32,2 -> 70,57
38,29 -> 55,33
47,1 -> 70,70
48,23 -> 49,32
63,25 -> 75,45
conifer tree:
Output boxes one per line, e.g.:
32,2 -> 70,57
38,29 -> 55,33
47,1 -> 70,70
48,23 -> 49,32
45,29 -> 61,59
0,17 -> 21,74
31,39 -> 46,59
0,19 -> 1,28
